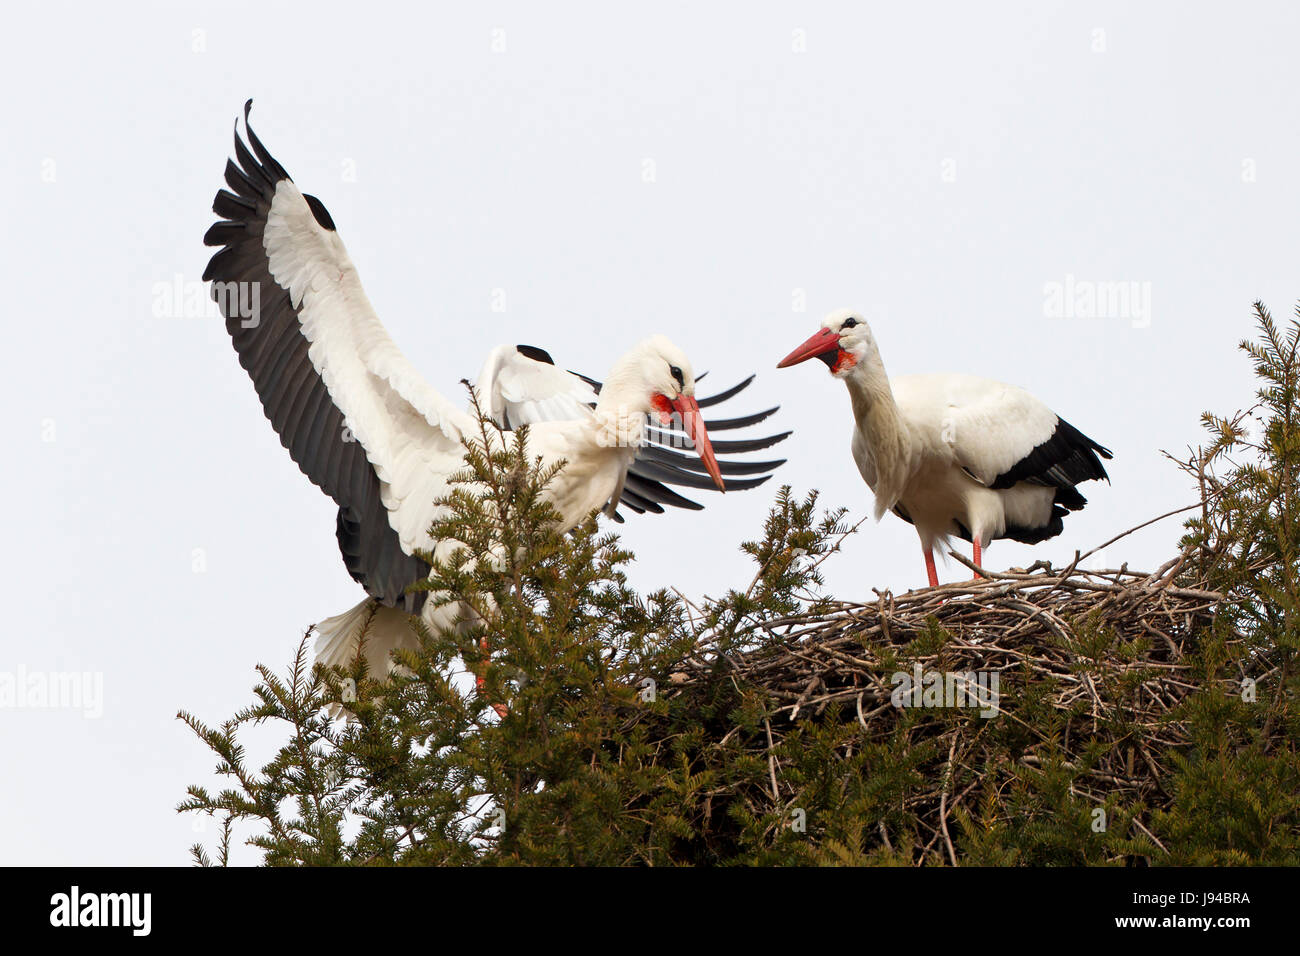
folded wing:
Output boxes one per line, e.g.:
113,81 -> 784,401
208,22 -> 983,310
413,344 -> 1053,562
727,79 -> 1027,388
895,374 -> 1111,530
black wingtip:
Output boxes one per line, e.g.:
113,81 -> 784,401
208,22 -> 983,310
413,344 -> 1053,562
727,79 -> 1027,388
724,473 -> 774,491
517,345 -> 556,365
240,99 -> 291,183
303,194 -> 337,231
202,221 -> 244,247
234,100 -> 253,154
697,374 -> 759,408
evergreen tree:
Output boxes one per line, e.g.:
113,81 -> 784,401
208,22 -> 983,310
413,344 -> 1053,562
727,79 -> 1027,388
182,307 -> 1300,865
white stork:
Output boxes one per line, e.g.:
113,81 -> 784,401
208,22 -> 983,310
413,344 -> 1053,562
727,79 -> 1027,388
777,309 -> 1111,587
202,102 -> 788,676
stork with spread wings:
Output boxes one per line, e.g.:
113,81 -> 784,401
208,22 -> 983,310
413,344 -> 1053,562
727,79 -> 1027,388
203,102 -> 788,674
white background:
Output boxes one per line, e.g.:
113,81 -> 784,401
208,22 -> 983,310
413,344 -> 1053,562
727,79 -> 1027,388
2,1 -> 1297,864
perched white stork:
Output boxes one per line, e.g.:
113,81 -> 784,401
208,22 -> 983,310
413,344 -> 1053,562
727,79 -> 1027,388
202,102 -> 788,675
777,309 -> 1111,587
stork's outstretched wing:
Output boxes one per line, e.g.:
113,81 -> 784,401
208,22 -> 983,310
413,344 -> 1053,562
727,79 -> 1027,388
477,345 -> 790,521
203,101 -> 472,611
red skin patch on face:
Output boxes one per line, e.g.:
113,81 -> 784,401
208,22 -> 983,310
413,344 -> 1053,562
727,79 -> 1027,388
651,393 -> 675,424
832,349 -> 858,374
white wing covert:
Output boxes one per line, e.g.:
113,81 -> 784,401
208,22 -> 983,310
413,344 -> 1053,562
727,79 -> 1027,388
475,344 -> 599,429
893,373 -> 1110,492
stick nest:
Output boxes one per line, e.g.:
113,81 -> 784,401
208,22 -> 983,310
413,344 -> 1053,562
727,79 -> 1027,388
665,555 -> 1247,863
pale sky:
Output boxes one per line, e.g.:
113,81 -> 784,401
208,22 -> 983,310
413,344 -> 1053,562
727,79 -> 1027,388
3,1 -> 1298,865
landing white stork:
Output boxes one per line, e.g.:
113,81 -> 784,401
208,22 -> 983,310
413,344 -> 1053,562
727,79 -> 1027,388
777,309 -> 1111,587
202,102 -> 788,678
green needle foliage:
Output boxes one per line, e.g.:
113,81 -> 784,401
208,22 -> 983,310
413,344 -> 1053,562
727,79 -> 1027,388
182,305 -> 1300,865
1158,300 -> 1300,864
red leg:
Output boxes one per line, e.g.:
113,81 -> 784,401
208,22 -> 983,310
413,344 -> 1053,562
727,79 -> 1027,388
972,538 -> 982,579
924,548 -> 939,588
475,636 -> 489,693
476,637 -> 508,718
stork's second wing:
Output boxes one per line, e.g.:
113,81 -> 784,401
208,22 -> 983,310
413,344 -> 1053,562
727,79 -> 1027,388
203,101 -> 474,611
475,344 -> 599,429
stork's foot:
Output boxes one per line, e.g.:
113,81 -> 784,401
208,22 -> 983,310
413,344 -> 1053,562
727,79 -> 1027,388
475,642 -> 509,718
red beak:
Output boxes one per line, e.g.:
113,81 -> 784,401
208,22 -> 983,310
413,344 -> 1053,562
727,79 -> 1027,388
671,394 -> 725,492
776,327 -> 840,369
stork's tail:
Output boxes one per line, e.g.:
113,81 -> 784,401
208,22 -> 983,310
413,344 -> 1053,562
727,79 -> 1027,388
314,599 -> 418,676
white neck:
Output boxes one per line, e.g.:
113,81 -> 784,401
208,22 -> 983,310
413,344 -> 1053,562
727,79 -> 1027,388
591,363 -> 652,451
843,351 -> 913,520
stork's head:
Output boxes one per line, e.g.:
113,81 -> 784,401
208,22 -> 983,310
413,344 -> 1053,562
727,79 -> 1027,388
776,308 -> 874,378
606,335 -> 725,492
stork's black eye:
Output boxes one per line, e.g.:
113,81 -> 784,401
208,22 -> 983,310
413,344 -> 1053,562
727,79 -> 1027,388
669,365 -> 684,387
842,317 -> 858,329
